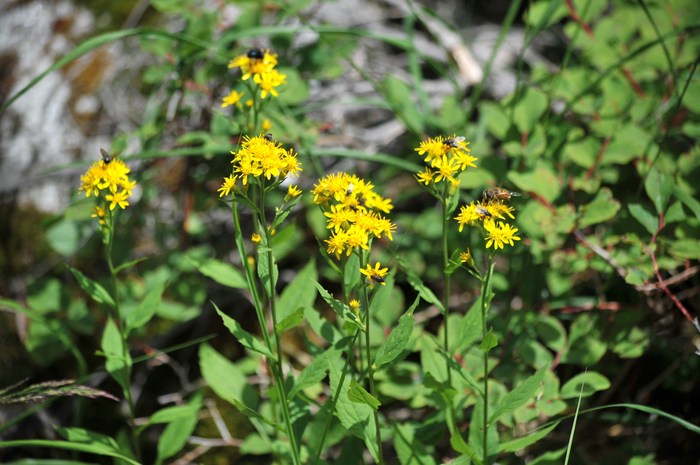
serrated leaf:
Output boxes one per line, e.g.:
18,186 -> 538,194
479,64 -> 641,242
374,298 -> 418,369
560,371 -> 610,398
628,203 -> 658,235
212,303 -> 274,359
348,379 -> 381,411
314,282 -> 365,331
275,306 -> 304,334
644,167 -> 673,214
194,257 -> 247,289
68,266 -> 115,308
490,368 -> 546,423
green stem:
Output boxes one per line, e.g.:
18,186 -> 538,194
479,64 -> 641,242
440,184 -> 453,386
105,217 -> 140,461
360,254 -> 384,465
258,186 -> 302,465
480,256 -> 495,465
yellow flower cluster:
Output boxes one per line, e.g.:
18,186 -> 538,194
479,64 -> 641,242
414,135 -> 478,188
455,188 -> 521,250
79,152 -> 136,222
226,49 -> 287,100
312,173 -> 396,259
218,134 -> 302,195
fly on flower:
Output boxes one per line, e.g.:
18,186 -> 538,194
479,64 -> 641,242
444,136 -> 466,148
483,187 -> 521,204
475,205 -> 492,218
246,48 -> 264,59
100,148 -> 119,164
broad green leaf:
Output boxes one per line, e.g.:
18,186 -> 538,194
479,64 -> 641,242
644,166 -> 673,214
563,135 -> 601,168
578,188 -> 620,228
508,163 -> 560,203
348,379 -> 381,411
198,343 -> 259,410
394,423 -> 438,465
194,257 -> 247,289
374,297 -> 418,369
100,318 -> 131,393
329,360 -> 379,461
535,316 -> 566,351
277,259 -> 317,322
481,101 -> 510,139
603,124 -> 650,165
499,423 -> 558,452
276,67 -> 309,105
212,303 -> 274,359
275,306 -> 305,334
673,185 -> 700,222
68,266 -> 115,308
142,403 -> 197,430
155,391 -> 202,465
45,220 -> 80,257
304,306 -> 343,344
449,430 -> 478,460
25,319 -> 67,366
490,369 -> 546,423
513,88 -> 549,134
561,371 -> 610,398
125,283 -> 164,333
343,253 -> 361,291
628,203 -> 658,234
454,298 -> 482,351
669,239 -> 700,260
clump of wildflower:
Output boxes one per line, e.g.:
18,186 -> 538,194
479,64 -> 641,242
227,48 -> 286,100
414,135 -> 477,190
455,188 -> 521,251
218,134 -> 302,193
312,173 -> 396,259
360,262 -> 389,288
79,150 -> 136,223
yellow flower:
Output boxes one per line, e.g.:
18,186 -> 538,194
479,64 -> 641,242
262,119 -> 272,131
349,299 -> 361,310
416,168 -> 435,186
254,69 -> 286,98
459,249 -> 473,264
105,190 -> 130,211
286,185 -> 302,199
221,89 -> 244,108
414,135 -> 478,188
360,262 -> 389,288
228,49 -> 279,80
91,205 -> 107,225
484,219 -> 521,250
80,154 -> 135,217
218,174 -> 236,197
251,233 -> 262,244
230,134 -> 301,185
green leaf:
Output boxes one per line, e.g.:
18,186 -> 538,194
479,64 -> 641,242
454,298 -> 482,351
289,344 -> 343,399
212,303 -> 274,359
628,203 -> 658,234
479,327 -> 498,353
380,75 -> 424,134
535,316 -> 566,352
348,379 -> 381,411
673,185 -> 700,222
198,343 -> 259,411
490,368 -> 546,423
578,188 -> 620,228
374,297 -> 418,369
561,371 -> 610,398
394,423 -> 438,465
513,88 -> 549,134
343,254 -> 362,292
45,220 -> 80,257
603,124 -> 650,165
257,247 -> 279,297
277,259 -> 317,322
0,439 -> 139,465
125,283 -> 164,333
329,360 -> 379,461
275,306 -> 305,334
401,263 -> 443,312
314,282 -> 365,331
644,166 -> 673,214
100,318 -> 131,393
276,67 -> 309,105
68,266 -> 115,308
193,257 -> 247,289
499,423 -> 558,452
669,239 -> 700,260
508,162 -> 560,203
156,392 -> 202,465
481,101 -> 510,139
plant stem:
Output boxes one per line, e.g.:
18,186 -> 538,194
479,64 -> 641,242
441,185 -> 453,386
480,256 -> 495,465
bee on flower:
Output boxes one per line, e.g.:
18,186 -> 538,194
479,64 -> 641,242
227,48 -> 287,100
360,262 -> 389,288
